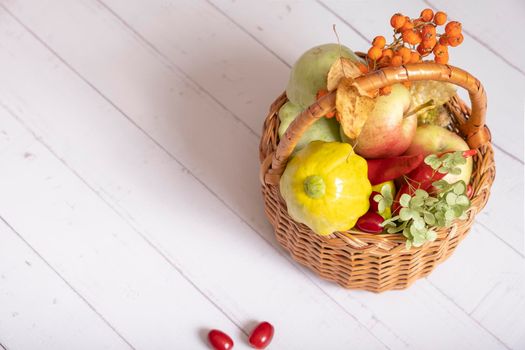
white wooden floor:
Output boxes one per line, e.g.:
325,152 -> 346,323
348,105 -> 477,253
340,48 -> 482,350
0,1 -> 523,349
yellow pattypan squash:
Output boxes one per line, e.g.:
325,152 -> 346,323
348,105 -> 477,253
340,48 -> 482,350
280,141 -> 372,236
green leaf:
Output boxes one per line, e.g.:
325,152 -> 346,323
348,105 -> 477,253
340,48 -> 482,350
410,196 -> 424,208
432,180 -> 448,188
453,181 -> 466,195
388,224 -> 405,233
434,212 -> 446,226
446,193 -> 457,206
425,197 -> 439,206
400,194 -> 411,207
449,167 -> 462,175
415,189 -> 429,199
445,209 -> 455,221
426,229 -> 437,241
452,206 -> 464,217
424,154 -> 439,165
424,213 -> 436,225
380,184 -> 392,198
413,216 -> 426,229
456,195 -> 470,207
378,200 -> 386,214
399,208 -> 413,221
402,226 -> 412,239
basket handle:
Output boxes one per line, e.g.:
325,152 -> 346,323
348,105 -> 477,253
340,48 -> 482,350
265,63 -> 490,183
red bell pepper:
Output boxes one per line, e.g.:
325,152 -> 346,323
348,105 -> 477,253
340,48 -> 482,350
392,150 -> 476,214
367,154 -> 424,185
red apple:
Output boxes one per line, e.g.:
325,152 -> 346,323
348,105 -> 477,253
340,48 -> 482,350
342,84 -> 416,158
404,125 -> 473,185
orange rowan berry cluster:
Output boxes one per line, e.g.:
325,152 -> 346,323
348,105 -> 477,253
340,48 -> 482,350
367,9 -> 463,70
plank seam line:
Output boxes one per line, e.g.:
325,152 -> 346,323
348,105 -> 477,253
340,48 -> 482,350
468,281 -> 503,316
0,9 -> 393,346
0,102 -> 249,338
427,280 -> 513,350
1,4 -> 519,347
204,0 -> 291,69
423,0 -> 525,77
93,1 -> 261,140
315,0 -> 370,43
475,222 -> 524,258
0,215 -> 137,350
493,143 -> 524,165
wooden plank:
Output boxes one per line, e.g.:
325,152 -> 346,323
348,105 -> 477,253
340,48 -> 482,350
0,220 -> 131,350
428,224 -> 525,349
0,7 -> 389,349
0,113 -> 250,349
0,1 -> 514,349
424,0 -> 525,74
205,0 -> 523,249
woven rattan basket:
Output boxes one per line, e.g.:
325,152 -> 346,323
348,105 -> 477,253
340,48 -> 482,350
259,61 -> 495,292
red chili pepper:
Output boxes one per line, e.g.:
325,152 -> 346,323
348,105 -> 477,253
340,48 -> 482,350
356,211 -> 384,233
208,329 -> 234,350
392,150 -> 476,214
466,184 -> 474,198
249,321 -> 274,349
369,191 -> 381,212
366,154 -> 424,185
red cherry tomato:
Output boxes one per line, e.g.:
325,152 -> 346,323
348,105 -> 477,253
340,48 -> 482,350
249,321 -> 274,349
356,211 -> 384,233
208,329 -> 234,350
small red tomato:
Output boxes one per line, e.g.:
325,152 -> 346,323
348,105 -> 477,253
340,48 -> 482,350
249,321 -> 274,349
369,191 -> 380,212
208,329 -> 234,350
356,211 -> 384,233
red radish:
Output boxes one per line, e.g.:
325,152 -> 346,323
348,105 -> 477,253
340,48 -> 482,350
249,321 -> 274,349
369,191 -> 381,212
356,211 -> 384,233
367,153 -> 424,185
208,329 -> 234,350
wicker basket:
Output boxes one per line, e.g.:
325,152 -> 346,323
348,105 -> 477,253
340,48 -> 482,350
259,62 -> 495,292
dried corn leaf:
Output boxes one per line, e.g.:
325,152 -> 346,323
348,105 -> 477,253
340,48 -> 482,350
336,78 -> 375,139
327,57 -> 362,92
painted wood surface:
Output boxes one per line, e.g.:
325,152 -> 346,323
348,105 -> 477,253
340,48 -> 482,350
0,1 -> 523,349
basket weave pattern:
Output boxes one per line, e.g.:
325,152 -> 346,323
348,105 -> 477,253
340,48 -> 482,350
259,63 -> 495,292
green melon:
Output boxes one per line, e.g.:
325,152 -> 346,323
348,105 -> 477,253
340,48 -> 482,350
286,43 -> 362,109
278,101 -> 340,152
